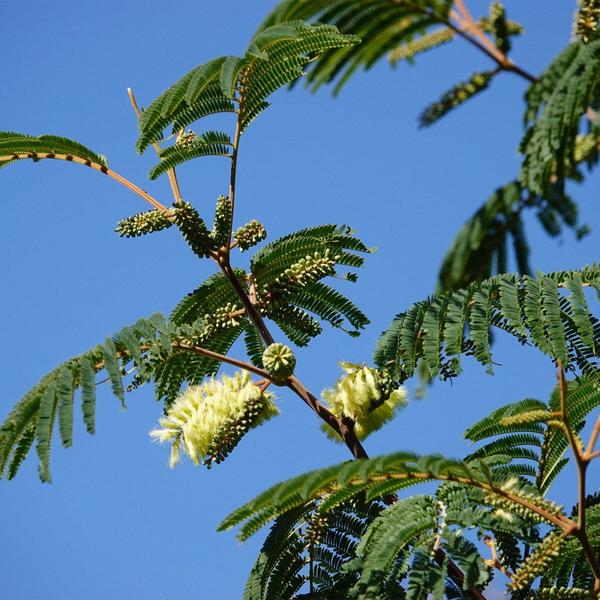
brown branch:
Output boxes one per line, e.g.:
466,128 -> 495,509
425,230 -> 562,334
363,471 -> 575,531
0,152 -> 169,212
483,536 -> 512,579
173,342 -> 274,381
447,3 -> 537,83
127,87 -> 182,203
557,362 -> 600,589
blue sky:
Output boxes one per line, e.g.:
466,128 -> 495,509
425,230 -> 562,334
1,2 -> 598,598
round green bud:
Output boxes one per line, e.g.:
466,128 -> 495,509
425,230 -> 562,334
262,343 -> 296,383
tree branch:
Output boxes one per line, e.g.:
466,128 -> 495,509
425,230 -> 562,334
557,362 -> 600,590
0,152 -> 169,212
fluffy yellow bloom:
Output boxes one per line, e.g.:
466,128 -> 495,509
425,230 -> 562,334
321,362 -> 407,441
150,371 -> 278,468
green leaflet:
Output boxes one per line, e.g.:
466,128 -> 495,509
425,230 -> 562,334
149,131 -> 232,179
260,0 -> 453,95
35,382 -> 58,483
57,366 -> 75,448
136,21 -> 358,169
0,131 -> 108,168
0,312 -> 240,482
375,266 -> 600,384
464,376 -> 600,495
520,39 -> 600,194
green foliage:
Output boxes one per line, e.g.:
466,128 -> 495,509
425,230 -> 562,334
136,21 -> 358,175
520,39 -> 600,195
0,314 -> 170,482
149,131 -> 232,179
260,0 -> 454,95
375,266 -> 600,383
0,131 -> 107,169
221,450 -> 564,597
464,376 -> 600,494
251,225 -> 371,338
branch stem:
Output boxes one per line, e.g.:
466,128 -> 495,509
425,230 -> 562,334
127,87 -> 182,203
0,152 -> 169,212
173,342 -> 274,381
557,362 -> 600,588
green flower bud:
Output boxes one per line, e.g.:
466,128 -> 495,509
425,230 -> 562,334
115,209 -> 173,238
176,130 -> 197,149
509,533 -> 565,591
262,343 -> 296,383
172,201 -> 212,258
233,220 -> 267,251
211,195 -> 232,247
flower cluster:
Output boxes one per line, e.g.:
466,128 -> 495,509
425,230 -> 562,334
321,362 -> 407,441
150,371 -> 278,468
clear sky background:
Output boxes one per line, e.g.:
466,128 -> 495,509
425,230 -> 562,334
1,2 -> 599,599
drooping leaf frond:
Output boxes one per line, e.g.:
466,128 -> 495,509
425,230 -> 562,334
375,266 -> 600,383
0,131 -> 107,170
437,178 -> 588,291
136,22 -> 358,167
0,293 -> 257,480
520,39 -> 600,195
0,314 -> 168,482
219,451 -> 565,542
260,0 -> 454,95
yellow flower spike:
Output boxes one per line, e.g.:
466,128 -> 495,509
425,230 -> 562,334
150,371 -> 279,468
320,362 -> 407,441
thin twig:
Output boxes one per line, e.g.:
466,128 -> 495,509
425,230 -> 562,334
174,342 -> 274,381
127,87 -> 182,203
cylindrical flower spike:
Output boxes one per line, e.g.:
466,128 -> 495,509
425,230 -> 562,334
320,362 -> 407,441
233,220 -> 267,251
149,371 -> 278,468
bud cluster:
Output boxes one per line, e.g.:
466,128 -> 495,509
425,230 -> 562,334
485,478 -> 564,523
211,195 -> 232,247
172,201 -> 212,258
262,343 -> 296,383
303,511 -> 331,550
115,209 -> 174,238
420,72 -> 493,127
321,362 -> 407,441
176,130 -> 197,149
532,587 -> 596,599
203,302 -> 242,333
149,371 -> 279,468
577,0 -> 600,43
389,28 -> 454,63
203,395 -> 271,467
265,251 -> 337,303
233,220 -> 267,251
509,533 -> 565,591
